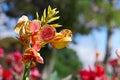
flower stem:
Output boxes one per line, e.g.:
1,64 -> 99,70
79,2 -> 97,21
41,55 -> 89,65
23,62 -> 31,80
23,67 -> 30,80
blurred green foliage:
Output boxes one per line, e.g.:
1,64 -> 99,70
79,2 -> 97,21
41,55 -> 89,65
48,71 -> 59,80
54,48 -> 82,78
0,37 -> 22,52
51,0 -> 89,34
6,0 -> 120,33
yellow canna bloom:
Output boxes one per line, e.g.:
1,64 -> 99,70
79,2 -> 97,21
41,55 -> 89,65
50,29 -> 72,49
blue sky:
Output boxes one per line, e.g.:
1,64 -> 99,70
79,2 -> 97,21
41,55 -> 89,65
69,27 -> 120,69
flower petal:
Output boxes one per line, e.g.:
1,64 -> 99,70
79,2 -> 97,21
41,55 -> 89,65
39,25 -> 56,42
30,20 -> 40,33
14,15 -> 29,34
50,29 -> 72,49
17,15 -> 29,23
35,53 -> 44,64
33,42 -> 41,51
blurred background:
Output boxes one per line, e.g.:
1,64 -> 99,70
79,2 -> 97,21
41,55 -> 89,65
1,0 -> 120,80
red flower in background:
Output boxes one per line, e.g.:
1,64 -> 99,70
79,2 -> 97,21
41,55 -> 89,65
79,69 -> 90,80
95,65 -> 105,77
108,59 -> 118,67
79,65 -> 106,80
3,69 -> 13,80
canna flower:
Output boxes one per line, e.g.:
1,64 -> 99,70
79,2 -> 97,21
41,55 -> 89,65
39,25 -> 56,42
14,6 -> 72,80
50,29 -> 72,49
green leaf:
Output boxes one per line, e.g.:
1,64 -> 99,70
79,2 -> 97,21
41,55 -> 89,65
50,24 -> 62,28
48,16 -> 60,23
43,9 -> 46,22
48,5 -> 52,14
36,12 -> 39,20
40,5 -> 60,26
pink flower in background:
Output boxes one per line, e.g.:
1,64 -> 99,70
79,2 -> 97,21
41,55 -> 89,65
116,48 -> 120,57
12,51 -> 22,62
6,54 -> 14,65
0,47 -> 4,58
6,51 -> 22,66
0,65 -> 3,78
13,63 -> 23,75
30,68 -> 41,79
0,47 -> 42,79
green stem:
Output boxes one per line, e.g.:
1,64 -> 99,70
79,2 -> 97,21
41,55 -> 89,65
23,66 -> 30,80
23,61 -> 32,80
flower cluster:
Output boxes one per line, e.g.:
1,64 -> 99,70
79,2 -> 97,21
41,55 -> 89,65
78,51 -> 107,80
79,65 -> 107,80
14,6 -> 72,68
0,47 -> 41,80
